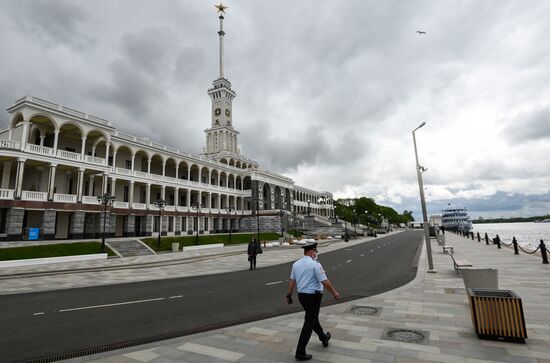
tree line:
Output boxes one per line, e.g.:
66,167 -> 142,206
473,215 -> 550,224
334,197 -> 414,227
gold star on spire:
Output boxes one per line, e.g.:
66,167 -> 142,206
215,3 -> 228,13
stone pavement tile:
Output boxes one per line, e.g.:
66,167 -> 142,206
177,342 -> 244,361
122,349 -> 160,362
375,345 -> 420,359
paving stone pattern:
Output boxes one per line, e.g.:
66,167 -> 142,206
107,240 -> 155,257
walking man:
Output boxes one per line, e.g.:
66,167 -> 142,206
286,242 -> 339,361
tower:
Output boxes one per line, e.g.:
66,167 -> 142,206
204,3 -> 239,156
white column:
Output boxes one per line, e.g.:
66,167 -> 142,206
53,129 -> 60,153
14,158 -> 25,199
1,161 -> 12,189
88,175 -> 94,196
162,162 -> 166,177
102,173 -> 108,195
39,135 -> 45,146
20,121 -> 30,150
161,185 -> 166,201
112,150 -> 118,171
131,155 -> 135,172
174,188 -> 179,207
105,143 -> 110,164
80,136 -> 87,159
47,163 -> 57,201
76,168 -> 84,202
146,184 -> 151,209
129,181 -> 134,208
206,192 -> 211,209
147,158 -> 151,174
111,178 -> 116,198
186,189 -> 191,207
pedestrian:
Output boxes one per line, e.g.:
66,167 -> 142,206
285,241 -> 339,361
247,237 -> 259,270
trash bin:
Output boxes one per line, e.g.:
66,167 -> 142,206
171,243 -> 180,253
463,268 -> 498,290
437,234 -> 445,246
467,288 -> 527,343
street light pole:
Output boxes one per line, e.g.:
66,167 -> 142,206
352,208 -> 356,238
154,198 -> 166,248
97,193 -> 115,252
226,206 -> 233,243
413,122 -> 435,273
256,197 -> 260,244
307,199 -> 311,216
195,203 -> 201,245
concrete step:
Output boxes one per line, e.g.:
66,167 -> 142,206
107,240 -> 155,257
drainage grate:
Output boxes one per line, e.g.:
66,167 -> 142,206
381,328 -> 429,344
347,305 -> 381,316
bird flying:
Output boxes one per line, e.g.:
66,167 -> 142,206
416,30 -> 426,34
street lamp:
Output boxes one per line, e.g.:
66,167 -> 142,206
279,209 -> 284,237
154,198 -> 166,248
195,202 -> 202,245
97,193 -> 115,252
344,214 -> 349,242
307,199 -> 311,216
352,208 -> 356,238
413,121 -> 435,272
292,210 -> 297,237
255,196 -> 260,244
226,206 -> 233,243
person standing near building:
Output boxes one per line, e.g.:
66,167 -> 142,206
285,242 -> 339,361
247,237 -> 259,270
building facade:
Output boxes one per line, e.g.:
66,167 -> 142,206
0,9 -> 334,241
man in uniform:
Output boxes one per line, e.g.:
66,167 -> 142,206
286,242 -> 339,361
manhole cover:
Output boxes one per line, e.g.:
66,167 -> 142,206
347,305 -> 381,316
382,328 -> 428,344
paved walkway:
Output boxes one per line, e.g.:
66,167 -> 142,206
56,232 -> 550,363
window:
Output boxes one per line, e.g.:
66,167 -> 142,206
168,217 -> 173,232
125,160 -> 132,169
154,216 -> 159,232
123,186 -> 129,202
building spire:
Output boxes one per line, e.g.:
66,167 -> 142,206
215,3 -> 228,79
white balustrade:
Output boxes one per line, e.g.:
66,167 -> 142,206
53,193 -> 77,203
82,195 -> 99,204
113,201 -> 129,209
57,149 -> 81,161
85,155 -> 106,165
26,144 -> 53,156
134,171 -> 149,178
0,189 -> 14,199
133,202 -> 146,210
165,205 -> 175,212
0,140 -> 20,150
21,191 -> 48,201
115,167 -> 132,175
164,176 -> 177,183
176,206 -> 189,212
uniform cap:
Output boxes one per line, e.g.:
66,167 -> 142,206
301,241 -> 318,251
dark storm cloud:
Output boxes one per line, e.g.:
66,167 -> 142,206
8,0 -> 94,49
503,106 -> 550,142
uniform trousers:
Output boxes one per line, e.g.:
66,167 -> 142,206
296,292 -> 327,355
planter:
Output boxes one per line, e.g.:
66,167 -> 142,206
463,268 -> 498,290
468,288 -> 527,343
171,243 -> 180,253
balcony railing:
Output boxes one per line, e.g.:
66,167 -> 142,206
115,167 -> 132,175
164,205 -> 175,212
134,170 -> 148,178
57,149 -> 81,161
113,201 -> 129,209
133,202 -> 146,210
85,155 -> 106,165
21,191 -> 48,201
0,140 -> 20,150
0,189 -> 14,199
53,193 -> 77,203
26,144 -> 54,156
82,195 -> 99,204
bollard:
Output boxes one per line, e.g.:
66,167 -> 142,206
471,232 -> 474,240
541,240 -> 549,264
477,232 -> 481,242
495,234 -> 501,249
485,233 -> 489,245
512,237 -> 519,255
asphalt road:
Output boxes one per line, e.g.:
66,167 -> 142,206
0,230 -> 422,362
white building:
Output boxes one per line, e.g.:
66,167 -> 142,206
0,9 -> 334,241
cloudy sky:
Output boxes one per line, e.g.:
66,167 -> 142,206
1,0 -> 549,219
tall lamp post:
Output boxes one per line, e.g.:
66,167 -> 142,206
154,198 -> 166,248
97,193 -> 115,252
307,199 -> 311,216
195,203 -> 202,245
344,214 -> 349,242
226,206 -> 233,243
352,208 -> 357,238
255,196 -> 260,243
413,122 -> 435,273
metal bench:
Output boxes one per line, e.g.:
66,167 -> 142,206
449,250 -> 472,275
442,245 -> 454,254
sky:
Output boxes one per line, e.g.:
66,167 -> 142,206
1,0 -> 549,220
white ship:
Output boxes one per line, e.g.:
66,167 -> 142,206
441,204 -> 473,232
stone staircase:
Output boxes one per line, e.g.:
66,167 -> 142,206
107,240 -> 156,257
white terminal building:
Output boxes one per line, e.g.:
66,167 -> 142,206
0,10 -> 334,241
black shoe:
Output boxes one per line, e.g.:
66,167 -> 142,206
322,332 -> 331,347
295,354 -> 312,361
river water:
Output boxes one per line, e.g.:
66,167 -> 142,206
472,222 -> 550,249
